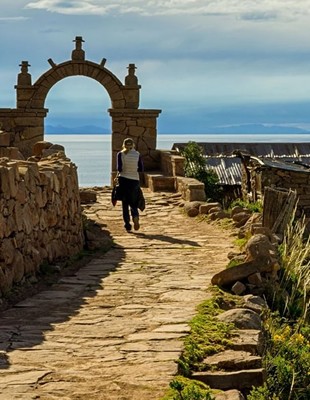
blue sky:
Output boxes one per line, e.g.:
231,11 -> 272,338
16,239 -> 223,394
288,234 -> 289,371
2,1 -> 310,134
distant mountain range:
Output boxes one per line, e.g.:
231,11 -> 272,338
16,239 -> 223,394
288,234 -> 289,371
45,123 -> 310,135
206,124 -> 310,134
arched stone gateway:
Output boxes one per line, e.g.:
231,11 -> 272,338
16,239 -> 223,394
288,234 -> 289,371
0,36 -> 162,176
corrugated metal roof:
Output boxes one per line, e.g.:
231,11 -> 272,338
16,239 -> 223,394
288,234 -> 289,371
206,157 -> 242,185
172,142 -> 310,158
172,142 -> 310,185
250,157 -> 310,173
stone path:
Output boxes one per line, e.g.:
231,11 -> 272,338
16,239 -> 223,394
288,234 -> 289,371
0,188 -> 235,400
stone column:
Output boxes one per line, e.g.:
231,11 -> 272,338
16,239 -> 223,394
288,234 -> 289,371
109,108 -> 162,181
15,61 -> 36,109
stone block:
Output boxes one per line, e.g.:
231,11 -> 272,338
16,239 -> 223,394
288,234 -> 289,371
80,190 -> 97,203
230,329 -> 264,355
0,132 -> 10,147
203,350 -> 262,371
146,174 -> 175,192
232,281 -> 247,295
32,141 -> 53,156
248,272 -> 263,286
192,368 -> 265,390
214,390 -> 245,400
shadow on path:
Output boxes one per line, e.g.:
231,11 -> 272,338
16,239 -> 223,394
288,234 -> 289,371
0,244 -> 126,370
132,232 -> 201,247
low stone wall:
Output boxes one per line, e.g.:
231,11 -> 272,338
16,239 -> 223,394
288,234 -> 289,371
0,152 -> 84,296
176,176 -> 206,201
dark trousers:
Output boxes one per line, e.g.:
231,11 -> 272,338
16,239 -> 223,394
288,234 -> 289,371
119,177 -> 140,226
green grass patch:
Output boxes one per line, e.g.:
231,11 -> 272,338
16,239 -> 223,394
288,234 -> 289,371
177,288 -> 239,376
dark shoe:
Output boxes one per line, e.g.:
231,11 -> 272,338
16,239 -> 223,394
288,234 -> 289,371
133,217 -> 140,231
125,223 -> 132,232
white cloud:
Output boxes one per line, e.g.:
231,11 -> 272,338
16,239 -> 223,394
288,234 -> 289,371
0,17 -> 28,21
25,0 -> 310,19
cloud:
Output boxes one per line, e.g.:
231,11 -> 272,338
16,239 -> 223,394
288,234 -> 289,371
0,17 -> 28,21
25,0 -> 310,19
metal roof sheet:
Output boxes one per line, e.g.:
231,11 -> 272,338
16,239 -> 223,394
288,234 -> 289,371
172,142 -> 310,185
172,142 -> 310,158
206,157 -> 242,185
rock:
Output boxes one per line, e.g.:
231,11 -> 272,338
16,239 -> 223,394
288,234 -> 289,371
208,206 -> 223,214
247,272 -> 263,286
209,211 -> 229,220
245,234 -> 276,261
231,281 -> 246,295
199,202 -> 222,214
211,256 -> 273,287
217,308 -> 262,330
231,206 -> 247,217
32,141 -> 53,157
230,329 -> 264,355
232,211 -> 251,223
192,368 -> 265,390
187,207 -> 199,217
80,189 -> 97,203
234,216 -> 252,228
214,390 -> 245,400
243,295 -> 267,314
203,350 -> 262,371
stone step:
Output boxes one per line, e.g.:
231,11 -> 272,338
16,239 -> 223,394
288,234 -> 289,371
229,329 -> 264,355
192,368 -> 266,391
145,172 -> 176,192
202,350 -> 262,371
214,390 -> 245,400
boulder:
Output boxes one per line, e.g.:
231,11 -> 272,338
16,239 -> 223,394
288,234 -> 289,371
217,308 -> 262,330
211,256 -> 273,287
245,234 -> 276,261
199,202 -> 222,214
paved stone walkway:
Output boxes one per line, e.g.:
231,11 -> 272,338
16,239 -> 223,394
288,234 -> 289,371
0,188 -> 235,400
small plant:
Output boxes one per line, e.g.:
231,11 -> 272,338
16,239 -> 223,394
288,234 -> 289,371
163,377 -> 214,400
269,213 -> 310,324
177,289 -> 236,376
249,211 -> 310,399
180,141 -> 222,201
229,198 -> 263,213
249,313 -> 310,399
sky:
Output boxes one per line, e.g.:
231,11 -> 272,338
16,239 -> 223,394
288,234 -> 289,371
1,1 -> 310,134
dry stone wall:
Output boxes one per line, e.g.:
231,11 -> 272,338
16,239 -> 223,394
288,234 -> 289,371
0,152 -> 84,296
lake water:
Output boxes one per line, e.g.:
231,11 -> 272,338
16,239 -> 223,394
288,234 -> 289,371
45,133 -> 310,187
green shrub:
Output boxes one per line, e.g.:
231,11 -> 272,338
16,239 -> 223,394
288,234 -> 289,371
180,141 -> 222,201
162,376 -> 214,400
229,198 -> 263,213
255,317 -> 310,399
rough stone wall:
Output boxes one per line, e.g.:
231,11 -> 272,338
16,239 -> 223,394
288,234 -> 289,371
261,168 -> 310,217
0,153 -> 84,296
241,163 -> 310,217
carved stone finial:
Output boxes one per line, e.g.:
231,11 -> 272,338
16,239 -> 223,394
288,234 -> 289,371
71,36 -> 85,60
17,60 -> 32,86
125,63 -> 138,86
48,58 -> 57,68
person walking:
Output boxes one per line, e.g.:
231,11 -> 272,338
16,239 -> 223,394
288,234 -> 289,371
116,138 -> 144,232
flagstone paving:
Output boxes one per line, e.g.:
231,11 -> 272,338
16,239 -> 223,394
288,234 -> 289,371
0,188 -> 235,400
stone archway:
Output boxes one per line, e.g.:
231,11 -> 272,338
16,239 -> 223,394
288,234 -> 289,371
0,37 -> 161,175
